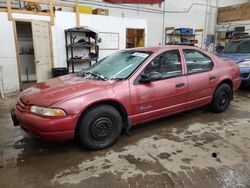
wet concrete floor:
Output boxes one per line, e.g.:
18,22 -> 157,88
0,90 -> 250,188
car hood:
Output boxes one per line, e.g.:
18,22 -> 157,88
217,53 -> 250,63
19,74 -> 114,107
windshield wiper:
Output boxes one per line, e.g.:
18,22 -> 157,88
84,71 -> 107,81
111,78 -> 126,81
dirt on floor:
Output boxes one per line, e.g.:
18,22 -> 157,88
0,90 -> 250,188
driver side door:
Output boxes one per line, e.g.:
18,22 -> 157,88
129,49 -> 188,125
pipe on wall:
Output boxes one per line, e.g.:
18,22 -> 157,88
61,0 -> 217,14
162,0 -> 166,45
60,0 -> 219,48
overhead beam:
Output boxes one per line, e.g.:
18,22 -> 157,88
195,29 -> 204,33
7,0 -> 12,20
12,9 -> 50,16
54,2 -> 75,8
75,0 -> 80,27
23,0 -> 75,7
6,0 -> 77,23
49,0 -> 54,25
24,0 -> 49,4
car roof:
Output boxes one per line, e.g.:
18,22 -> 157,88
127,45 -> 198,53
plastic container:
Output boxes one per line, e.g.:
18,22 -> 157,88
52,67 -> 69,78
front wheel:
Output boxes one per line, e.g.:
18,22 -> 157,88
76,105 -> 123,150
211,83 -> 232,113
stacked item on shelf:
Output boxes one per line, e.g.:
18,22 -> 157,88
216,26 -> 250,50
165,27 -> 196,46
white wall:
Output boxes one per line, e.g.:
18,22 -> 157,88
0,12 -> 51,93
78,0 -> 248,48
0,13 -> 19,93
217,20 -> 250,33
52,11 -> 147,68
76,0 -> 214,46
218,0 -> 249,7
0,0 -> 248,93
0,11 -> 147,92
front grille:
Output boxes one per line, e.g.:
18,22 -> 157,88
241,73 -> 250,79
16,98 -> 29,112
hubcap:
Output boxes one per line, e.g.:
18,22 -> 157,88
90,117 -> 114,142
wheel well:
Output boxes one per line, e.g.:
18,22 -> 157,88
220,79 -> 233,90
217,79 -> 233,99
76,100 -> 129,132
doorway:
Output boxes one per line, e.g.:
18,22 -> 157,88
15,20 -> 52,91
126,28 -> 145,48
16,21 -> 36,90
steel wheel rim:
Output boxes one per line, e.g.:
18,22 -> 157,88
218,90 -> 229,108
90,117 -> 115,142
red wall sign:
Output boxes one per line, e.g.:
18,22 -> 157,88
103,0 -> 163,4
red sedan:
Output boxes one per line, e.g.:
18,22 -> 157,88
11,46 -> 241,150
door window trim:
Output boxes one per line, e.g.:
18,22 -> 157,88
134,49 -> 183,85
183,49 -> 214,75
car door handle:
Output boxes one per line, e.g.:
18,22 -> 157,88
176,83 -> 185,88
209,76 -> 216,80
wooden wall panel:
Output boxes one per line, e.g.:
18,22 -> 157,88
218,3 -> 250,23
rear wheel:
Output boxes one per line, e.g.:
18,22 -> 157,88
76,105 -> 123,150
211,83 -> 232,113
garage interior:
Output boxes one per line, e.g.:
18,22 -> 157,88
0,0 -> 250,187
16,21 -> 37,89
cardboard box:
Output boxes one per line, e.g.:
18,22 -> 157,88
74,5 -> 92,14
240,3 -> 250,21
92,8 -> 109,16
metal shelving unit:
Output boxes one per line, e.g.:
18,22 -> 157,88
65,27 -> 99,73
165,27 -> 196,46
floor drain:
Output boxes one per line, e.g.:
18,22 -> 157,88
212,152 -> 217,158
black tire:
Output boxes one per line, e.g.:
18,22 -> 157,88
211,83 -> 232,113
76,105 -> 123,150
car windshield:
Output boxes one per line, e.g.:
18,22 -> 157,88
81,50 -> 152,80
222,40 -> 250,53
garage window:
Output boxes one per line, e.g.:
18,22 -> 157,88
183,49 -> 214,74
143,50 -> 182,79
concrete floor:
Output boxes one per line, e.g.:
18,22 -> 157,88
0,90 -> 250,188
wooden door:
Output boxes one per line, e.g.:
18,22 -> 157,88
32,20 -> 51,83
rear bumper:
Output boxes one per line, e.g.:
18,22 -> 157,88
11,105 -> 79,141
233,77 -> 242,90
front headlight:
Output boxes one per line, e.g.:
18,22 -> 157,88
31,106 -> 66,117
238,61 -> 250,68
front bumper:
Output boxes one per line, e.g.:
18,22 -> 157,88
11,104 -> 79,141
240,67 -> 250,81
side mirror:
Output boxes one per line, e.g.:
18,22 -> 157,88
139,72 -> 162,83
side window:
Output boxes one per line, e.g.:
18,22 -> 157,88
237,41 -> 250,53
143,50 -> 182,79
183,49 -> 213,74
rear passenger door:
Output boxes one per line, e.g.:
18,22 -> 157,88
182,49 -> 216,108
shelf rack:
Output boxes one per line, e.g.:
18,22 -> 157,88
65,27 -> 99,73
